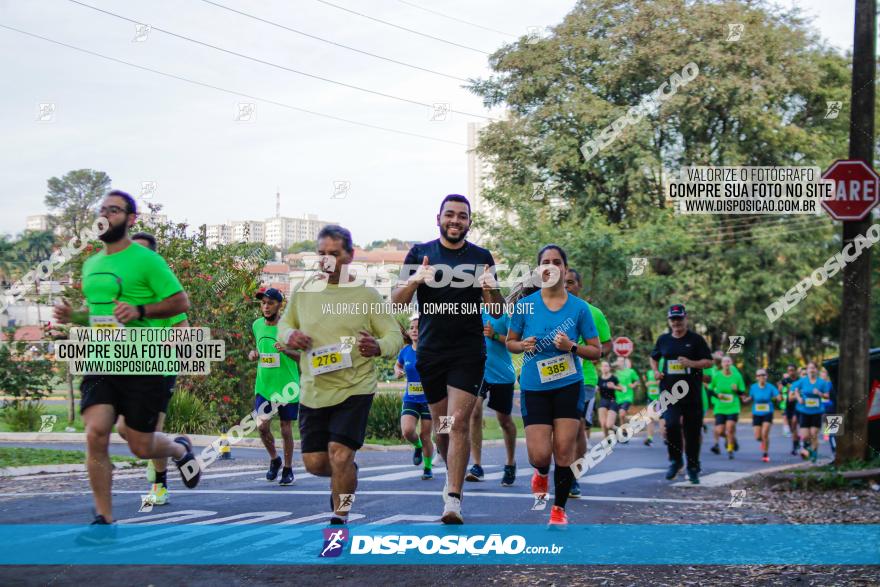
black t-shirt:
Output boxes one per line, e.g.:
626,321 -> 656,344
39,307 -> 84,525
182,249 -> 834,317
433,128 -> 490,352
402,239 -> 495,359
650,330 -> 712,405
598,375 -> 619,400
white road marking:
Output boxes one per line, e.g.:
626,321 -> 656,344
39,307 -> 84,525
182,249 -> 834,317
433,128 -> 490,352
191,511 -> 291,525
673,471 -> 752,488
582,467 -> 665,485
359,467 -> 447,481
372,514 -> 438,525
118,509 -> 218,525
0,489 -> 724,505
275,512 -> 366,525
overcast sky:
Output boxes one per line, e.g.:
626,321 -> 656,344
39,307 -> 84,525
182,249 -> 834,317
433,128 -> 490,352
0,0 -> 859,246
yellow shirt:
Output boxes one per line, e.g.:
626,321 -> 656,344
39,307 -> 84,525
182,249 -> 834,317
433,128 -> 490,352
277,283 -> 402,408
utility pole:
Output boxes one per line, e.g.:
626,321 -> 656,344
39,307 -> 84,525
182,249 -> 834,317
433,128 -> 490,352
836,0 -> 876,463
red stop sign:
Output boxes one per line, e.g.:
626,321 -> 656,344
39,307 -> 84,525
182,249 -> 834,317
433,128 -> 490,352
613,337 -> 634,357
821,159 -> 880,221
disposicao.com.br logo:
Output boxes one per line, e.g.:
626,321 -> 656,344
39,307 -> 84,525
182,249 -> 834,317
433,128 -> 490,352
344,533 -> 563,556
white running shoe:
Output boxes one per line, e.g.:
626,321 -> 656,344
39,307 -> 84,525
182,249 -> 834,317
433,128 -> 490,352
441,496 -> 463,525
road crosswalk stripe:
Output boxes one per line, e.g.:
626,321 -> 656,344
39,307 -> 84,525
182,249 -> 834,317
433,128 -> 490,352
673,471 -> 751,488
582,467 -> 665,485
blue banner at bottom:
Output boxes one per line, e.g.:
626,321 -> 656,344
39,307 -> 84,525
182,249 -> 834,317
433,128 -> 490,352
0,524 -> 877,565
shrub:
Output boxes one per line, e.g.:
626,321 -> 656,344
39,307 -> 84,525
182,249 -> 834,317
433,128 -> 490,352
366,392 -> 403,441
0,400 -> 46,432
164,390 -> 218,434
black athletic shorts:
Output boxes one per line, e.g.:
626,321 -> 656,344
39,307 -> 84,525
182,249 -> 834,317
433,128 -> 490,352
752,413 -> 773,426
299,393 -> 374,453
80,375 -> 167,433
478,381 -> 515,415
797,412 -> 823,429
520,381 -> 585,426
401,400 -> 431,420
416,353 -> 484,404
785,401 -> 797,418
617,401 -> 632,412
715,413 -> 739,425
158,375 -> 177,413
598,396 -> 618,412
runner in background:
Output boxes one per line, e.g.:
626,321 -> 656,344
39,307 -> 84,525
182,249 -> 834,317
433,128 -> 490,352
506,244 -> 600,525
614,357 -> 639,442
705,351 -> 743,450
122,231 -> 190,506
778,364 -> 800,452
249,288 -> 300,486
564,268 -> 612,498
650,304 -> 713,485
596,361 -> 622,438
792,362 -> 831,463
643,358 -> 664,446
467,307 -> 517,486
279,225 -> 403,525
708,356 -> 746,460
394,315 -> 434,480
742,368 -> 779,462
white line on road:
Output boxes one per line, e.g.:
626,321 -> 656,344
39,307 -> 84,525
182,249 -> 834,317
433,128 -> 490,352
673,471 -> 752,488
0,489 -> 724,505
582,467 -> 665,485
372,514 -> 438,525
359,467 -> 447,481
119,509 -> 218,525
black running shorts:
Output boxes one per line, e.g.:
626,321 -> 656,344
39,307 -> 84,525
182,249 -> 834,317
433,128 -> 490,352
520,382 -> 585,426
478,381 -> 515,415
416,353 -> 485,404
299,393 -> 374,453
80,375 -> 168,433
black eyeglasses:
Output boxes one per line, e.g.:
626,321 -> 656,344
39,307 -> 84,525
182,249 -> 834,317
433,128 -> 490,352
99,205 -> 128,215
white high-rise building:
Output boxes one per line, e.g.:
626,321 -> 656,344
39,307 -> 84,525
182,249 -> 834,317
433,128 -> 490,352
231,221 -> 265,243
265,215 -> 331,250
25,214 -> 50,232
206,224 -> 232,247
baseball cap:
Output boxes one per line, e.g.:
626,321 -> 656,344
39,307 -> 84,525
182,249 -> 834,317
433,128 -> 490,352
667,304 -> 687,318
256,288 -> 283,302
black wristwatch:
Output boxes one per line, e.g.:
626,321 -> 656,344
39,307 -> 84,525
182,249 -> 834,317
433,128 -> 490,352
570,343 -> 578,354
137,305 -> 146,319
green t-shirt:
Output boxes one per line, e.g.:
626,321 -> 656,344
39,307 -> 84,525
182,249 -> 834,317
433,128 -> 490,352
81,243 -> 183,328
614,367 -> 639,403
581,303 -> 611,386
709,369 -> 746,415
252,318 -> 300,403
645,368 -> 660,399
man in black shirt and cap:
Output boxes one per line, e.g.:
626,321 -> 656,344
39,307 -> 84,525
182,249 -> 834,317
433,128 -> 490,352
650,304 -> 713,484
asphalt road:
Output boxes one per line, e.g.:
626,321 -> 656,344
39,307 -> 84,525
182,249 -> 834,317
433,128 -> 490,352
0,421 -> 821,524
0,423 -> 840,586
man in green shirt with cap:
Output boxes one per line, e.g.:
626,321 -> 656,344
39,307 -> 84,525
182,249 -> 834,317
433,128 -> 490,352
250,287 -> 301,486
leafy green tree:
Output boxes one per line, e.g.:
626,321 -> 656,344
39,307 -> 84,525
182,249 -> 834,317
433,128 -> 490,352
45,169 -> 111,237
468,0 -> 856,380
287,240 -> 316,254
15,230 -> 56,266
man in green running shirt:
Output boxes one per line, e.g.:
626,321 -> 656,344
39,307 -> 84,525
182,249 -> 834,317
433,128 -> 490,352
614,357 -> 639,436
564,269 -> 612,498
53,191 -> 201,529
250,287 -> 301,486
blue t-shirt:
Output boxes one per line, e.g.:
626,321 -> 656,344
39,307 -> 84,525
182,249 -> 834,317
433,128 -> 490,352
483,310 -> 514,384
397,345 -> 424,402
509,291 -> 598,391
749,383 -> 779,415
792,376 -> 831,415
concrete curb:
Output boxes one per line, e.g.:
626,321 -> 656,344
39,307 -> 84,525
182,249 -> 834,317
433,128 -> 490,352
0,461 -> 137,477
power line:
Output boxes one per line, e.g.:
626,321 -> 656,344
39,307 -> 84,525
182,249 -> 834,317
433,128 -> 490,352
394,0 -> 517,38
312,0 -> 491,54
198,0 -> 470,82
0,24 -> 467,146
67,0 -> 497,121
